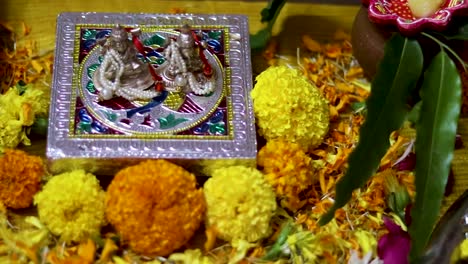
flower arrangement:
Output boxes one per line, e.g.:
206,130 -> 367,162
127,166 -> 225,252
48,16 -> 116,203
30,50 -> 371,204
2,1 -> 468,263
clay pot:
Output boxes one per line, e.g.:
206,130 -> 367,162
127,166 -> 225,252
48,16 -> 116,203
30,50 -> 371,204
351,6 -> 468,113
351,6 -> 442,78
351,6 -> 392,79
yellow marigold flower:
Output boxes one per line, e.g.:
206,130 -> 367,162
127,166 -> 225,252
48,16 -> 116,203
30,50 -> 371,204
0,85 -> 47,149
105,160 -> 205,256
0,110 -> 26,149
353,230 -> 377,256
452,239 -> 468,262
287,223 -> 371,263
169,249 -> 214,264
34,170 -> 106,243
204,166 -> 277,242
251,66 -> 330,151
0,149 -> 43,209
22,84 -> 49,117
198,159 -> 256,176
258,139 -> 316,211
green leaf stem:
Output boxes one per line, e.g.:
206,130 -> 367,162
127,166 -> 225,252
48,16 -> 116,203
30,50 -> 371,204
319,34 -> 423,225
250,0 -> 286,50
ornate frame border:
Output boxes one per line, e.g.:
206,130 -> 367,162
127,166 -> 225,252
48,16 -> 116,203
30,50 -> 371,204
47,12 -> 256,170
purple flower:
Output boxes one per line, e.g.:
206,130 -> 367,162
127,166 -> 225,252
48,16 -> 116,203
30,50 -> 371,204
455,134 -> 464,149
392,152 -> 416,172
377,217 -> 411,264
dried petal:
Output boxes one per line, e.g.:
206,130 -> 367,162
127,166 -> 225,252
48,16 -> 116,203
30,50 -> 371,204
301,34 -> 322,52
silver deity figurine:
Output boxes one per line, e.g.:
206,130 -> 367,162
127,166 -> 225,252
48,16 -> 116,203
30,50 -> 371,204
177,24 -> 204,73
93,25 -> 158,101
157,24 -> 214,95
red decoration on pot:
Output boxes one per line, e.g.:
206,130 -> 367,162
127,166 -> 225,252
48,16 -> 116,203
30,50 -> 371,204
367,0 -> 468,35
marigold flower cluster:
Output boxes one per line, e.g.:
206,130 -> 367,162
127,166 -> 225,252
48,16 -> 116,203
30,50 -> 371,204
105,160 -> 205,256
251,66 -> 330,151
34,170 -> 106,243
0,21 -> 54,94
258,139 -> 316,211
204,166 -> 277,242
0,149 -> 43,209
0,85 -> 48,149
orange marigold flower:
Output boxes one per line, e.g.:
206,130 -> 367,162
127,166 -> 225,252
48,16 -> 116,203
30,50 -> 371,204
0,149 -> 43,209
105,160 -> 206,256
258,140 -> 316,211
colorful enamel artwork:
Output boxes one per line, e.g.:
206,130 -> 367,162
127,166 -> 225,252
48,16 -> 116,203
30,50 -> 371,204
78,27 -> 224,135
366,0 -> 468,34
47,13 -> 256,174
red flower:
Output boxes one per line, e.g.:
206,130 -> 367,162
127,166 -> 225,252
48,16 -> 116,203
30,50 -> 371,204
377,217 -> 411,264
367,0 -> 468,35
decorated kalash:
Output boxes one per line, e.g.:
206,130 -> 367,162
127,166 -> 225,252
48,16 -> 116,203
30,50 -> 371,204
3,0 -> 468,263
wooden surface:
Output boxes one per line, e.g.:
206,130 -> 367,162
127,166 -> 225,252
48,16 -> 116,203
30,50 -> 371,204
3,0 -> 467,214
3,0 -> 360,53
445,119 -> 468,213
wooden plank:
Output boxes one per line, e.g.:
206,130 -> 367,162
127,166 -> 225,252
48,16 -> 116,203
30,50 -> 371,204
2,0 -> 359,52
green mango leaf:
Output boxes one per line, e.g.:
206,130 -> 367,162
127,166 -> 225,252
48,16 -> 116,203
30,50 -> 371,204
250,28 -> 272,51
409,50 -> 462,261
260,0 -> 287,23
319,34 -> 423,225
407,101 -> 422,124
435,18 -> 468,40
262,221 -> 294,260
250,0 -> 286,51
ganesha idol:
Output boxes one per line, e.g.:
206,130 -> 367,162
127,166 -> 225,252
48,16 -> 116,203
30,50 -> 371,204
93,25 -> 156,101
92,24 -> 215,102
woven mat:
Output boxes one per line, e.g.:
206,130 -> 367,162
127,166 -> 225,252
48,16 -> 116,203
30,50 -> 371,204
441,118 -> 468,214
